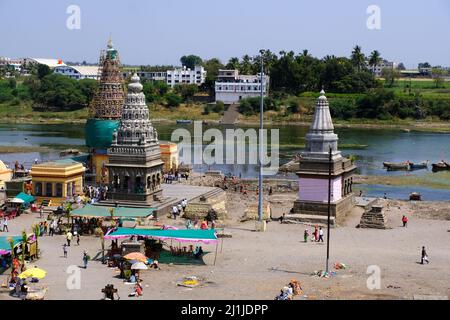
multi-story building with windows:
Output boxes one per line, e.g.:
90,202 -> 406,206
166,65 -> 206,87
214,69 -> 269,104
366,59 -> 397,77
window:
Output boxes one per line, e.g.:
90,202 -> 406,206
45,183 -> 53,197
56,183 -> 63,197
35,182 -> 42,196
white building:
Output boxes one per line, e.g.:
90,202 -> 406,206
54,65 -> 100,80
214,69 -> 269,104
366,59 -> 397,77
123,71 -> 167,82
166,65 -> 206,88
23,58 -> 66,68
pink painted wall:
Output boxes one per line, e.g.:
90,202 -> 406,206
298,177 -> 342,203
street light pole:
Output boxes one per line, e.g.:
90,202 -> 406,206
257,50 -> 264,223
326,146 -> 332,274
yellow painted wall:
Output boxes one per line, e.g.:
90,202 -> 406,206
92,153 -> 109,185
160,142 -> 178,172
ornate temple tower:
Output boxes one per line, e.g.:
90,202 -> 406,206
85,38 -> 125,185
291,90 -> 356,225
106,74 -> 164,205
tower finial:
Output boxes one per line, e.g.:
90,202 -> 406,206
107,34 -> 113,49
320,86 -> 325,95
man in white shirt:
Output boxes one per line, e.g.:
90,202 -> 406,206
172,206 -> 178,220
318,227 -> 324,242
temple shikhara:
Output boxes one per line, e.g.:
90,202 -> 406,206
291,90 -> 356,225
106,74 -> 164,206
85,38 -> 125,184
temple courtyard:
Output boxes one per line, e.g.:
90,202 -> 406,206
1,186 -> 449,300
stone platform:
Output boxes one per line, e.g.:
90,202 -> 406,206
98,183 -> 225,218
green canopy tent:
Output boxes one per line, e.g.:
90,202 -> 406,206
105,227 -> 220,265
12,192 -> 35,204
0,236 -> 22,255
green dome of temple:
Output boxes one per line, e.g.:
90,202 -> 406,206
85,118 -> 119,149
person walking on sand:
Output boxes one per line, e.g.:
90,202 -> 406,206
312,226 -> 318,242
39,205 -> 44,219
402,215 -> 408,227
318,227 -> 324,242
83,250 -> 89,268
62,244 -> 68,258
66,231 -> 72,246
304,229 -> 309,243
2,217 -> 8,232
76,233 -> 80,246
421,246 -> 429,264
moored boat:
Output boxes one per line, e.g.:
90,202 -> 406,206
432,161 -> 450,172
60,149 -> 81,157
383,161 -> 410,170
176,119 -> 192,124
409,161 -> 429,170
409,192 -> 422,201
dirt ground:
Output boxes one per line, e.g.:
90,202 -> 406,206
0,183 -> 449,300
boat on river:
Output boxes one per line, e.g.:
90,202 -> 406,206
432,161 -> 450,172
176,120 -> 192,124
383,161 -> 410,170
59,149 -> 80,157
409,161 -> 429,170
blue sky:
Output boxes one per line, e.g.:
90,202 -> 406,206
0,0 -> 449,68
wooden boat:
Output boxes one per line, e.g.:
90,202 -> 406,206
409,192 -> 421,201
60,148 -> 80,157
383,162 -> 410,170
409,161 -> 429,170
176,120 -> 192,124
432,161 -> 450,172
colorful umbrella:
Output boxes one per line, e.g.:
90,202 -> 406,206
131,262 -> 148,270
18,267 -> 47,279
123,252 -> 148,263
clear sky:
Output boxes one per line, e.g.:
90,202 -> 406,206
1,0 -> 449,68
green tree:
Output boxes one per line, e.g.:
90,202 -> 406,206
381,67 -> 400,87
180,55 -> 203,69
165,92 -> 182,107
368,50 -> 382,71
225,57 -> 240,70
174,84 -> 198,102
37,64 -> 52,79
32,224 -> 41,259
202,58 -> 224,94
350,45 -> 366,71
431,68 -> 446,88
21,230 -> 27,265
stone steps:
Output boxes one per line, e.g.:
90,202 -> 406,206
284,214 -> 336,227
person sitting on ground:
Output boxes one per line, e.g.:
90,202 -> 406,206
129,281 -> 143,297
200,220 -> 208,230
148,259 -> 160,270
193,246 -> 204,259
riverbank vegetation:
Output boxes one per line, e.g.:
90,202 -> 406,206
1,45 -> 449,125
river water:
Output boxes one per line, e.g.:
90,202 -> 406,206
0,122 -> 449,200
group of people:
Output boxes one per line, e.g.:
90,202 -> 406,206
184,217 -> 215,230
303,226 -> 324,243
163,169 -> 189,184
171,199 -> 188,219
82,185 -> 108,203
275,278 -> 303,300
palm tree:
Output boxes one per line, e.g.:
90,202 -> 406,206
351,45 -> 366,71
99,229 -> 105,263
32,224 -> 41,259
21,230 -> 27,266
226,57 -> 240,70
7,236 -> 15,259
368,50 -> 382,71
